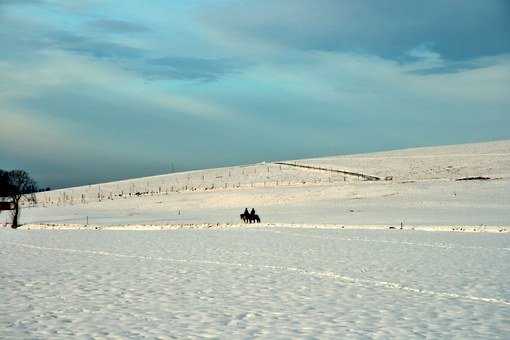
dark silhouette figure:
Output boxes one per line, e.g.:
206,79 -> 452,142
240,208 -> 260,223
240,208 -> 250,223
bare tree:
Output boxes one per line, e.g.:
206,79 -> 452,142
0,169 -> 38,229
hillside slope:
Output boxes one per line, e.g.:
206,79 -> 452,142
8,140 -> 510,228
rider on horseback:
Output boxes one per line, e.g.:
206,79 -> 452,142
240,208 -> 260,223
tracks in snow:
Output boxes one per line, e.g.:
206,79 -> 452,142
4,241 -> 510,307
260,229 -> 510,252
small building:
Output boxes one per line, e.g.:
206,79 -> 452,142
0,199 -> 14,211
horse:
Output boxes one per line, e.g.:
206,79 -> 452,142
240,212 -> 261,223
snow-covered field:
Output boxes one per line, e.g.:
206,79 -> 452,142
7,139 -> 509,229
1,140 -> 509,338
1,227 -> 509,338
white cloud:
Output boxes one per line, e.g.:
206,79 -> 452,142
0,51 -> 236,120
404,44 -> 444,71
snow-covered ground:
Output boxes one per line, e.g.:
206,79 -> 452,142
298,139 -> 510,181
1,140 -> 509,338
1,227 -> 509,338
7,139 -> 509,229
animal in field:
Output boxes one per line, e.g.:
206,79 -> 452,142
240,212 -> 261,223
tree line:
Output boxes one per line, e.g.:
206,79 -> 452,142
0,169 -> 38,229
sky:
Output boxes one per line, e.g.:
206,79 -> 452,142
0,0 -> 509,189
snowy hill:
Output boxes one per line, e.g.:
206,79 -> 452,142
3,141 -> 510,339
298,139 -> 510,181
11,140 -> 510,229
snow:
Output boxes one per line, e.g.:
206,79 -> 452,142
1,228 -> 509,338
1,140 -> 509,338
297,139 -> 510,181
7,139 -> 509,228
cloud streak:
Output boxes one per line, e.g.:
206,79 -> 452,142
198,0 -> 510,60
86,19 -> 150,33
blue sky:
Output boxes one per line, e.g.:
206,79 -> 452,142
1,0 -> 509,188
